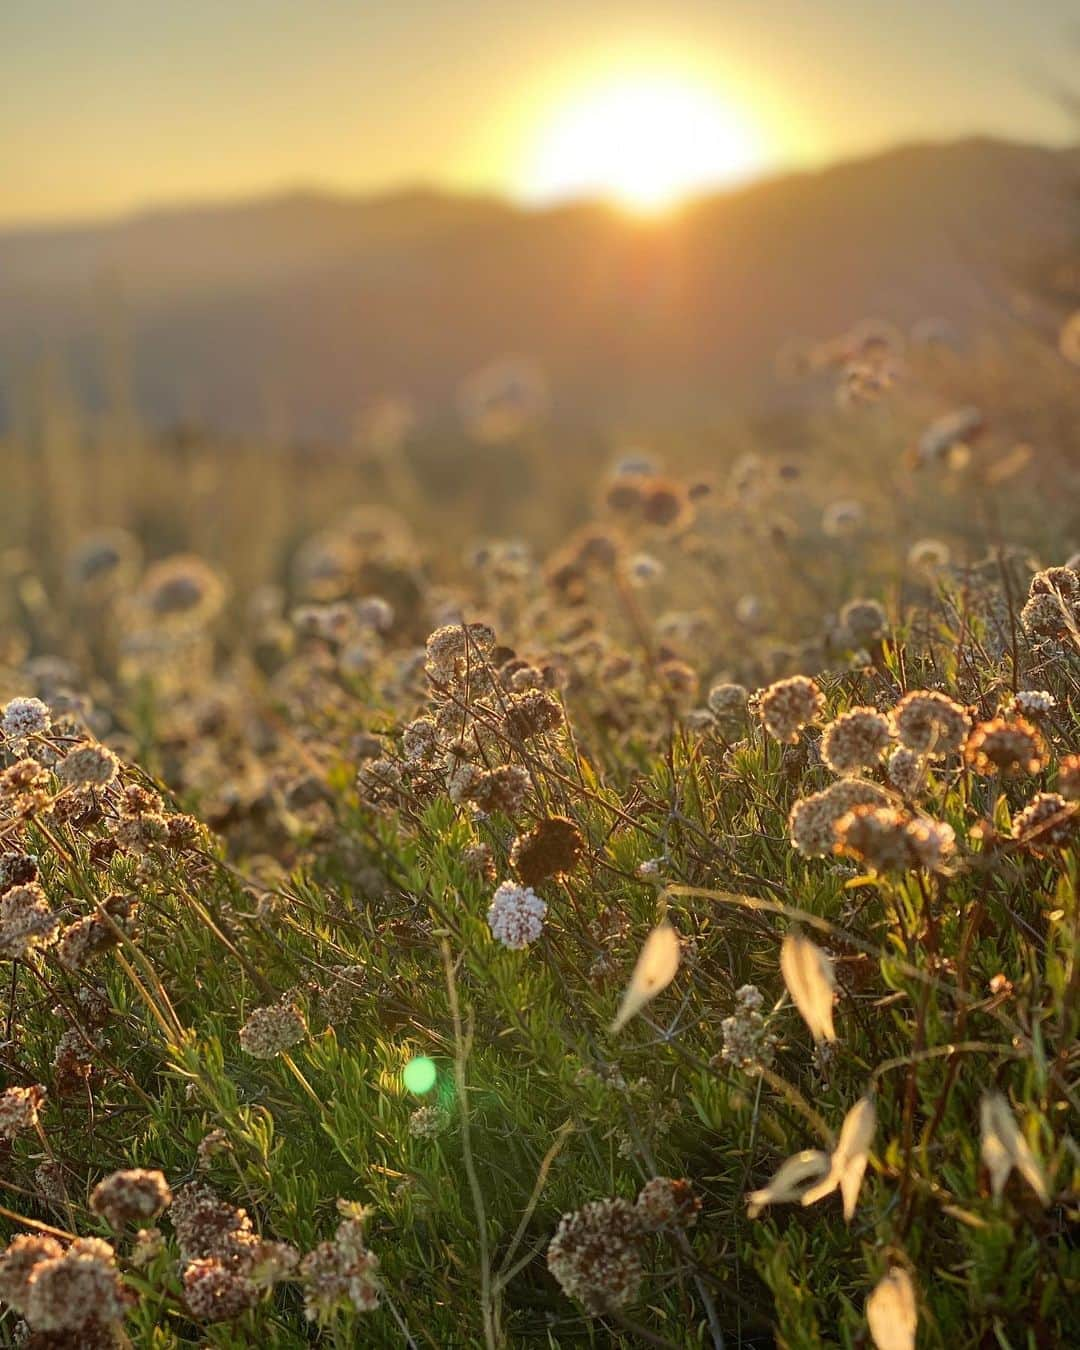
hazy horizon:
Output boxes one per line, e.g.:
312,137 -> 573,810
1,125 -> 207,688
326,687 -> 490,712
4,130 -> 1079,237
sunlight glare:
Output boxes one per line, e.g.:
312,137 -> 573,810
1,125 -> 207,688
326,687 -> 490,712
522,74 -> 764,213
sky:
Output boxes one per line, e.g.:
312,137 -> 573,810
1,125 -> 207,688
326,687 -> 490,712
2,0 -> 1078,227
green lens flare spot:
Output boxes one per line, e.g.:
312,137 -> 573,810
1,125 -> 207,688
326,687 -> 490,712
403,1056 -> 437,1096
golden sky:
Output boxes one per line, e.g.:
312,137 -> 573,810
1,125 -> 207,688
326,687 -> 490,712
3,1 -> 1077,226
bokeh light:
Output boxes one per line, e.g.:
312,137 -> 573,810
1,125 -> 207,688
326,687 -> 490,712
403,1056 -> 438,1095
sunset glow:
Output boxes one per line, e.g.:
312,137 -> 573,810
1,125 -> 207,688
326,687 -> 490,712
520,74 -> 766,212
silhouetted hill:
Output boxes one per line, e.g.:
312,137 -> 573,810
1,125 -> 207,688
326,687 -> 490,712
2,139 -> 1078,438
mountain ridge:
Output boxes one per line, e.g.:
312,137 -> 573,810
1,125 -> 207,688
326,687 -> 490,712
2,137 -> 1078,437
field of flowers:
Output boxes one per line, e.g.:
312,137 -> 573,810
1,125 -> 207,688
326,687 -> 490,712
0,320 -> 1078,1347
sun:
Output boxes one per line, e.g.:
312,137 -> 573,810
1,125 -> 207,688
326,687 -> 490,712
521,74 -> 764,214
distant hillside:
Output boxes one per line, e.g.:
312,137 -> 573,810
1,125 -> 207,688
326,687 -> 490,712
2,138 -> 1078,438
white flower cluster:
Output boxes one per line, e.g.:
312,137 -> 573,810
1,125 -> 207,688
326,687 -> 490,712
486,881 -> 546,949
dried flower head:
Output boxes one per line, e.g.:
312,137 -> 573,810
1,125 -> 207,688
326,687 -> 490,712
839,598 -> 887,646
835,805 -> 954,873
0,1085 -> 46,1139
546,1198 -> 644,1313
1,698 -> 51,744
465,764 -> 530,816
821,707 -> 892,775
56,744 -> 119,788
719,984 -> 777,1072
635,1177 -> 700,1230
891,691 -> 971,758
964,717 -> 1045,777
0,885 -> 60,960
299,1217 -> 380,1323
510,816 -> 584,887
1058,754 -> 1080,802
1012,792 -> 1075,851
89,1169 -> 172,1229
238,1003 -> 307,1059
758,675 -> 825,744
487,881 -> 547,949
502,689 -> 563,741
886,746 -> 925,797
183,1257 -> 258,1322
706,682 -> 749,728
23,1237 -> 131,1333
788,779 -> 889,858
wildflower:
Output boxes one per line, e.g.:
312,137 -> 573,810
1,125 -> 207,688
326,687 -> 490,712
746,1150 -> 831,1218
979,1090 -> 1050,1205
408,1105 -> 447,1139
719,984 -> 777,1071
634,1177 -> 700,1230
1058,754 -> 1080,801
0,1234 -> 64,1315
839,598 -> 887,646
964,717 -> 1045,776
466,764 -> 530,815
90,1169 -> 172,1229
1020,591 -> 1073,640
627,552 -> 664,585
788,779 -> 888,858
0,852 -> 37,895
238,1003 -> 307,1059
317,966 -> 365,1026
487,881 -> 546,949
0,885 -> 60,960
171,1183 -> 255,1263
546,1198 -> 644,1313
0,697 -> 51,744
887,746 -> 925,797
611,921 -> 681,1033
0,1085 -> 46,1138
835,805 -> 954,873
23,1236 -> 131,1334
907,538 -> 949,570
801,1096 -> 877,1219
657,658 -> 698,702
706,682 -> 748,728
821,707 -> 892,775
866,1268 -> 918,1350
1013,792 -> 1075,850
891,690 -> 971,758
183,1257 -> 258,1321
424,622 -> 496,681
197,1129 -> 231,1167
130,1227 -> 165,1269
0,759 -> 48,806
915,406 -> 983,465
510,816 -> 584,887
401,716 -> 439,764
299,1216 -> 380,1322
56,744 -> 119,787
138,554 -> 226,627
758,675 -> 825,744
822,499 -> 865,538
462,842 -> 496,883
1012,689 -> 1055,717
502,689 -> 563,740
1030,565 -> 1080,604
780,930 -> 836,1043
356,756 -> 402,805
640,478 -> 692,529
